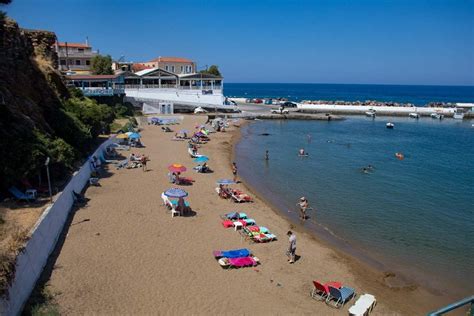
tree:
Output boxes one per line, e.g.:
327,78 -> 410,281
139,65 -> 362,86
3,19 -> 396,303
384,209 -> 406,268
90,54 -> 113,75
200,65 -> 221,77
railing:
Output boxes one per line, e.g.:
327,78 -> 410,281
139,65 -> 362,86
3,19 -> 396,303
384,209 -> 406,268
57,51 -> 98,58
427,295 -> 474,316
124,84 -> 221,91
81,88 -> 125,96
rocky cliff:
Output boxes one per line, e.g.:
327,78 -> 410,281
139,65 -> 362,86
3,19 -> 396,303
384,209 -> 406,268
0,16 -> 89,188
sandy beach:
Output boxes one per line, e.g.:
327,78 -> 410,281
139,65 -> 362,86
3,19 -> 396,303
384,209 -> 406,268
41,115 -> 446,315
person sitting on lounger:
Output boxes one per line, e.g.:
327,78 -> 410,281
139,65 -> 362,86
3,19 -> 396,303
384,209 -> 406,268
177,196 -> 186,215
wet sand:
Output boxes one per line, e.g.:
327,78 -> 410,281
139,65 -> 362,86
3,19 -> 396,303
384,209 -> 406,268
45,115 -> 446,315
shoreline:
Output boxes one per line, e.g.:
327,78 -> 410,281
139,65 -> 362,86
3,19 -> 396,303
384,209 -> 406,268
228,120 -> 460,311
42,115 -> 452,314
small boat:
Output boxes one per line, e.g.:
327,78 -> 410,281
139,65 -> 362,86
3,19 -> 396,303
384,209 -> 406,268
386,122 -> 394,129
365,110 -> 376,118
453,108 -> 465,120
430,113 -> 444,119
409,113 -> 420,119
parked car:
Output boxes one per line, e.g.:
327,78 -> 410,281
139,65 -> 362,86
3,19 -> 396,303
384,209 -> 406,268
281,101 -> 297,108
194,107 -> 208,114
253,99 -> 263,104
271,108 -> 289,114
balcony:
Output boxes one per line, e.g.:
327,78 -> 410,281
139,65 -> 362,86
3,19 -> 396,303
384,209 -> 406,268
57,51 -> 98,58
80,88 -> 125,97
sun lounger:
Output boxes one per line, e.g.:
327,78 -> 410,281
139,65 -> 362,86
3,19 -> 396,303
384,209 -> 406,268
213,248 -> 251,259
244,226 -> 269,234
188,148 -> 204,158
251,233 -> 277,243
9,186 -> 37,202
116,159 -> 129,169
220,212 -> 248,220
217,256 -> 259,269
231,190 -> 253,203
348,294 -> 376,316
311,281 -> 342,301
326,285 -> 356,308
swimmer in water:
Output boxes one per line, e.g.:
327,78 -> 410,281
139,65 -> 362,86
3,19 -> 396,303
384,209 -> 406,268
299,148 -> 305,155
264,150 -> 269,160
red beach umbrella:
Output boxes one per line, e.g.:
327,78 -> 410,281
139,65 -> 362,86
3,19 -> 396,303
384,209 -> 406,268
168,163 -> 187,173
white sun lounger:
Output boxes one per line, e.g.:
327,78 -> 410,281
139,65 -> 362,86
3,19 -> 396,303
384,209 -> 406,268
348,294 -> 376,316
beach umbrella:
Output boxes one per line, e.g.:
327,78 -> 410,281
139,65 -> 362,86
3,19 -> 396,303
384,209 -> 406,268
168,163 -> 187,172
164,188 -> 188,198
128,132 -> 141,139
125,131 -> 133,136
116,133 -> 128,139
194,156 -> 209,163
216,179 -> 235,185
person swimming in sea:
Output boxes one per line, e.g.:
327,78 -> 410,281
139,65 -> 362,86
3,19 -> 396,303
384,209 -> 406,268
299,148 -> 308,156
264,150 -> 269,160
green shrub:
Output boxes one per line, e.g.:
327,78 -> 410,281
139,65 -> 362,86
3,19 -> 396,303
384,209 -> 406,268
63,97 -> 115,137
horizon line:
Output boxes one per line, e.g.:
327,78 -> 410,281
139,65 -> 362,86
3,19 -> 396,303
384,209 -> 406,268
224,82 -> 474,87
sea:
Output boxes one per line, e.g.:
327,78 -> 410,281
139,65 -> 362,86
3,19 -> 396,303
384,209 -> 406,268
231,83 -> 474,297
225,83 -> 474,105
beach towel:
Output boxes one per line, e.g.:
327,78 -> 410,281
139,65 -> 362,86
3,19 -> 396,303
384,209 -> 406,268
229,257 -> 258,267
213,248 -> 251,259
222,220 -> 234,228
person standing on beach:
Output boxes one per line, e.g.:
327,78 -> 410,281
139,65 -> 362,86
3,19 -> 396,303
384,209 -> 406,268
287,231 -> 296,264
232,162 -> 238,182
141,155 -> 148,172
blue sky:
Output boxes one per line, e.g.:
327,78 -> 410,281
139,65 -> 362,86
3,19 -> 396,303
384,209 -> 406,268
5,0 -> 474,85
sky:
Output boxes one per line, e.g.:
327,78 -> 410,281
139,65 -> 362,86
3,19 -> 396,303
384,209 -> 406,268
5,0 -> 474,85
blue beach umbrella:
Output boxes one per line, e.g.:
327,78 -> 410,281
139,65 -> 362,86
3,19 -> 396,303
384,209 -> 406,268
128,132 -> 141,139
164,188 -> 188,198
216,179 -> 235,185
194,156 -> 209,163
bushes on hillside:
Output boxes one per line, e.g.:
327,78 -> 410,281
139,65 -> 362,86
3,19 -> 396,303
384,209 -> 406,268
63,97 -> 115,138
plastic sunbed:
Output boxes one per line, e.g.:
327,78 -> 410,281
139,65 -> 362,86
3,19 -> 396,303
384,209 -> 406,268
8,186 -> 37,202
348,294 -> 376,316
326,285 -> 356,308
220,212 -> 247,220
218,256 -> 259,269
311,280 -> 342,301
251,233 -> 277,243
213,248 -> 251,259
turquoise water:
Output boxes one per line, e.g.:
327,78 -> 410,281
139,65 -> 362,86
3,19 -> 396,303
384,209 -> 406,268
235,117 -> 474,296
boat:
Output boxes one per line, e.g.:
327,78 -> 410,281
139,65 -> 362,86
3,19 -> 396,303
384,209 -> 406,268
409,112 -> 420,119
453,108 -> 465,120
365,110 -> 376,118
386,122 -> 394,129
430,113 -> 444,119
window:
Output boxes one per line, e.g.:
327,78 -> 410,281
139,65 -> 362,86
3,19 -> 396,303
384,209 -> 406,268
60,59 -> 66,65
165,65 -> 169,71
78,48 -> 84,53
180,66 -> 184,73
86,60 -> 90,66
171,65 -> 175,72
75,60 -> 81,65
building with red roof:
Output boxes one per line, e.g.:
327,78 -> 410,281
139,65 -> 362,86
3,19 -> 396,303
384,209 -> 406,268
135,56 -> 196,74
55,39 -> 98,74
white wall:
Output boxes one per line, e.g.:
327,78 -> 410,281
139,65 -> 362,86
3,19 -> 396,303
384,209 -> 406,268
125,88 -> 226,107
297,104 -> 456,116
0,138 -> 116,316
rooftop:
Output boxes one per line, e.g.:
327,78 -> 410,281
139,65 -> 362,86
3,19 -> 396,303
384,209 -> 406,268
57,42 -> 90,48
149,56 -> 194,63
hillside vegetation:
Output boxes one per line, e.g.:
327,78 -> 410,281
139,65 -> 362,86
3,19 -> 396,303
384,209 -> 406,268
0,16 -> 123,190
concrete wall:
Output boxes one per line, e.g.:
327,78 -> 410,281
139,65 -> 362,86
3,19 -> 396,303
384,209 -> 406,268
125,88 -> 226,107
0,138 -> 116,316
297,104 -> 457,116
